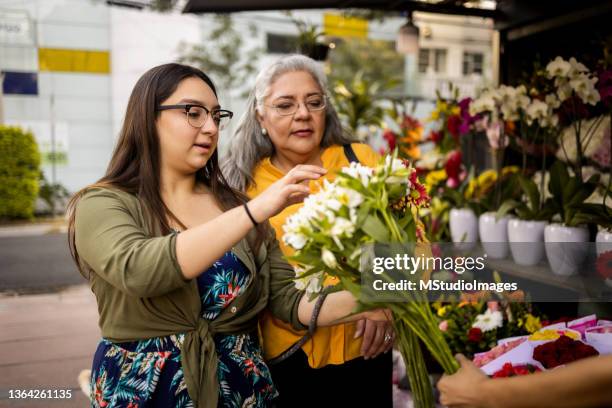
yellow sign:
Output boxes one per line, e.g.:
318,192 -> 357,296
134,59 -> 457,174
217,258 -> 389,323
323,13 -> 368,39
38,48 -> 110,74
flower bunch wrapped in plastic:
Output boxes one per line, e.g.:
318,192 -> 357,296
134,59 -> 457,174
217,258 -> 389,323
283,152 -> 458,407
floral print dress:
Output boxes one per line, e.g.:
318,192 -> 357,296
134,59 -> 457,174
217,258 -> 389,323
90,251 -> 278,407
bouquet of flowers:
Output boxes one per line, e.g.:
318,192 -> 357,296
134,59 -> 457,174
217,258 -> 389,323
435,293 -> 543,359
283,153 -> 458,407
533,335 -> 599,369
492,362 -> 542,378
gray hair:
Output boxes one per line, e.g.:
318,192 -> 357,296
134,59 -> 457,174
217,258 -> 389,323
222,54 -> 355,191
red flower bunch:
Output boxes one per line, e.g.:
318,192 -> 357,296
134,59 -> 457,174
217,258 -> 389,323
468,327 -> 483,342
447,115 -> 462,140
445,150 -> 465,188
533,335 -> 599,369
492,363 -> 542,378
596,250 -> 612,280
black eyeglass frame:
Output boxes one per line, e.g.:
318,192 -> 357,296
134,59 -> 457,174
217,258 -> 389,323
156,104 -> 234,128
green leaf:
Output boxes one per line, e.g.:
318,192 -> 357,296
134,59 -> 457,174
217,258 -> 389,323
361,214 -> 390,242
548,160 -> 569,201
496,200 -> 521,219
518,176 -> 540,211
561,177 -> 581,207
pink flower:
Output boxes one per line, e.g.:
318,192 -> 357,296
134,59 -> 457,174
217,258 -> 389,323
439,320 -> 449,332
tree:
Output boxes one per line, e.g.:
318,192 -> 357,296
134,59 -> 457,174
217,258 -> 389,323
328,37 -> 404,94
178,14 -> 262,99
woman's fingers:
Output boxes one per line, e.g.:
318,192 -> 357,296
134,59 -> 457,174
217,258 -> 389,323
369,322 -> 386,358
288,164 -> 327,175
360,319 -> 376,358
285,170 -> 325,185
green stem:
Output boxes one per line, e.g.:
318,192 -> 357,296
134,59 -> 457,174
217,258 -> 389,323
540,131 -> 547,212
571,97 -> 584,181
394,319 -> 435,408
604,112 -> 612,218
520,118 -> 527,174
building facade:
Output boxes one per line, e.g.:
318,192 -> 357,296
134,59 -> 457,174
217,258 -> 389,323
0,0 -> 493,192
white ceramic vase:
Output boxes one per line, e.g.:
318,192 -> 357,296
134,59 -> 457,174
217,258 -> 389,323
450,208 -> 479,251
508,219 -> 548,266
544,223 -> 589,277
596,229 -> 612,256
479,211 -> 510,259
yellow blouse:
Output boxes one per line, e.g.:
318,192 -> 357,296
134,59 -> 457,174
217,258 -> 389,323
247,143 -> 379,368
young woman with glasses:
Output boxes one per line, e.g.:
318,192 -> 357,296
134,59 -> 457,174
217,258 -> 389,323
67,63 -> 389,408
223,55 -> 394,408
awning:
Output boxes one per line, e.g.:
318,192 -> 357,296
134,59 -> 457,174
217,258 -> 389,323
183,0 -> 503,19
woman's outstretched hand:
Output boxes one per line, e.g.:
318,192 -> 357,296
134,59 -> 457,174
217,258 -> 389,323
248,164 -> 327,222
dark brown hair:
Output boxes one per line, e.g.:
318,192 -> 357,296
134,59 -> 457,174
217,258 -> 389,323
67,63 -> 266,278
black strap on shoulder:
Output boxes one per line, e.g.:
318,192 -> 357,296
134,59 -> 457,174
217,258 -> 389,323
267,291 -> 329,365
343,143 -> 360,164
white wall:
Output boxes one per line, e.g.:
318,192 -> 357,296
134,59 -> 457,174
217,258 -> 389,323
1,0 -> 112,192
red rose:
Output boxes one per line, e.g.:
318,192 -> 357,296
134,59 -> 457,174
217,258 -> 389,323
468,327 -> 483,342
514,366 -> 529,376
492,363 -> 513,378
534,335 -> 599,369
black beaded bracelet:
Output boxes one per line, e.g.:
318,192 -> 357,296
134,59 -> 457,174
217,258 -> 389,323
243,203 -> 258,227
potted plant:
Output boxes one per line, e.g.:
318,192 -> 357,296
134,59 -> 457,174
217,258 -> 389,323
444,166 -> 480,250
544,161 -> 609,275
291,17 -> 329,61
498,174 -> 554,266
477,166 -> 521,259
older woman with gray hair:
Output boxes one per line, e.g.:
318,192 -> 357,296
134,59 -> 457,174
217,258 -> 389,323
223,54 -> 393,407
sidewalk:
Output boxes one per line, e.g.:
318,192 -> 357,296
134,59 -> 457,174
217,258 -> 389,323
0,219 -> 67,238
0,285 -> 99,407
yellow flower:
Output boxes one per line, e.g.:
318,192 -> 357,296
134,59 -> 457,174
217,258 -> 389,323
524,314 -> 542,334
465,170 -> 498,199
465,178 -> 478,199
451,106 -> 460,116
425,169 -> 447,192
437,306 -> 448,317
477,170 -> 498,192
501,166 -> 520,177
528,329 -> 580,341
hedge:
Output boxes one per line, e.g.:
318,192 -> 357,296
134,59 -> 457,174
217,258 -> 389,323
0,125 -> 41,219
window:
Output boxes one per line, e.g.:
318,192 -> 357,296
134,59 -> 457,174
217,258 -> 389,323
266,33 -> 298,54
463,51 -> 484,75
418,48 -> 447,74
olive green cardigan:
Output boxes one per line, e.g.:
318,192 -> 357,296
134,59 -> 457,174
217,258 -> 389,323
74,187 -> 306,408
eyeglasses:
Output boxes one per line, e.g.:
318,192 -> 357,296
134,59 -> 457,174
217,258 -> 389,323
266,94 -> 327,116
157,104 -> 234,130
